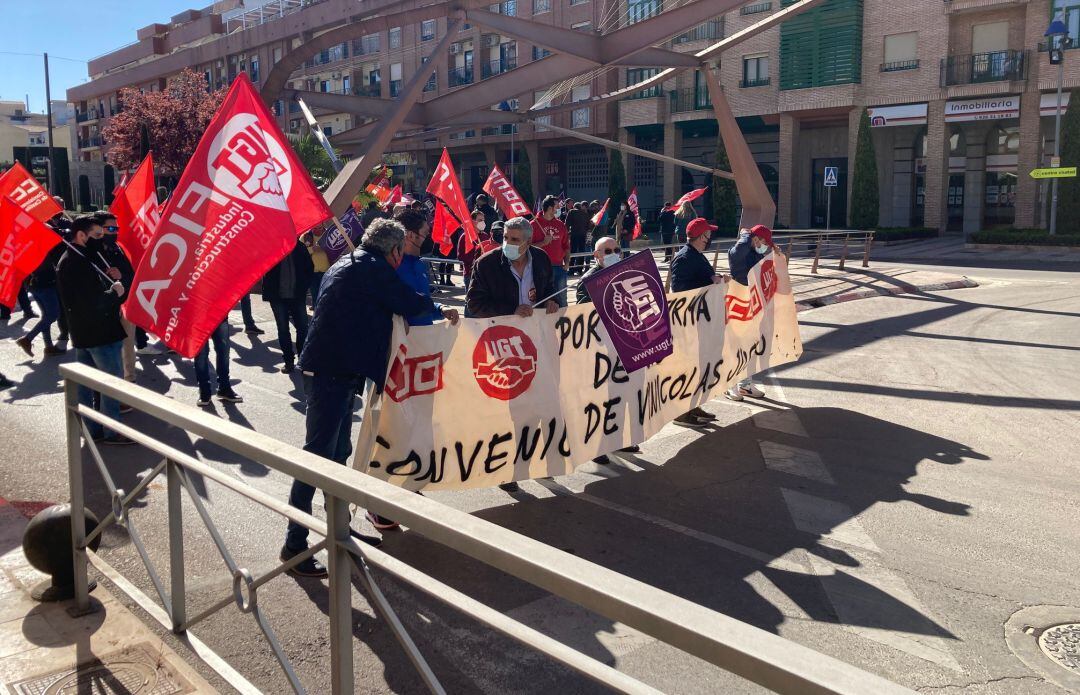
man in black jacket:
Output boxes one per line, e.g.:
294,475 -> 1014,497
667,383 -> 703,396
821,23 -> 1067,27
263,240 -> 315,374
56,215 -> 132,445
15,244 -> 65,358
465,216 -> 560,319
658,203 -> 676,261
473,194 -> 500,231
565,202 -> 591,274
282,218 -> 443,576
94,212 -> 138,381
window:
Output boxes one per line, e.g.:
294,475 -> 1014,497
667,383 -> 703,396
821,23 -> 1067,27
627,0 -> 660,24
532,45 -> 552,60
740,1 -> 771,14
354,33 -> 380,55
324,126 -> 333,136
571,84 -> 591,102
422,20 -> 436,41
342,75 -> 351,93
972,22 -> 1008,54
250,57 -> 260,82
626,68 -> 660,97
882,32 -> 918,71
389,27 -> 402,49
534,90 -> 552,108
1053,0 -> 1080,44
273,47 -> 282,64
422,56 -> 437,91
320,80 -> 330,92
533,0 -> 551,13
535,115 -> 553,129
741,54 -> 769,87
571,21 -> 592,32
489,0 -> 516,14
572,106 -> 590,128
390,62 -> 403,97
570,0 -> 588,5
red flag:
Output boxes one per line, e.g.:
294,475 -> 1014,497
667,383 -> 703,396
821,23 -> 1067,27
676,187 -> 708,207
627,187 -> 643,240
111,153 -> 160,268
366,166 -> 393,202
427,149 -> 478,252
123,73 -> 333,357
0,162 -> 62,223
0,195 -> 61,308
482,164 -> 530,219
590,198 -> 610,227
385,184 -> 403,207
432,200 -> 460,256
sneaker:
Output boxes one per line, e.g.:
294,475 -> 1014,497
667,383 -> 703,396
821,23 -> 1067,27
724,387 -> 744,402
618,445 -> 641,453
498,482 -> 520,492
43,345 -> 65,356
280,362 -> 295,374
101,435 -> 135,446
280,546 -> 328,578
136,343 -> 164,356
365,511 -> 400,531
350,528 -> 383,548
245,326 -> 265,336
674,412 -> 706,427
739,383 -> 765,399
197,390 -> 213,407
688,407 -> 716,421
15,337 -> 33,357
56,333 -> 69,343
593,454 -> 612,465
217,388 -> 243,403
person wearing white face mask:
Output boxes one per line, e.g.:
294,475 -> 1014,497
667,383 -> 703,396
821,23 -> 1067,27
575,236 -> 622,304
458,210 -> 490,294
465,216 -> 560,320
725,224 -> 776,402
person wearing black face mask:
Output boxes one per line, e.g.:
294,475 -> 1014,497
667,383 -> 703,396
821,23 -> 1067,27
393,208 -> 458,330
93,213 -> 137,382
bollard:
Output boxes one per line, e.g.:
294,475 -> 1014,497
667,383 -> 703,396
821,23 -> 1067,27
838,233 -> 849,271
23,503 -> 101,601
810,234 -> 822,275
862,232 -> 872,267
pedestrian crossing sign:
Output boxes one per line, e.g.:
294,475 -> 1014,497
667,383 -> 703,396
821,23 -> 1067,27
824,166 -> 839,187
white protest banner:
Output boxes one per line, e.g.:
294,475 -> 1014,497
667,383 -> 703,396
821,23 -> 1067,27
354,254 -> 802,491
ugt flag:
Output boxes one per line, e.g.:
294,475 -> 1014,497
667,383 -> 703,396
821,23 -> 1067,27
482,164 -> 530,219
581,251 -> 672,373
366,166 -> 393,202
0,195 -> 61,308
427,149 -> 478,252
628,187 -> 643,240
124,72 -> 333,357
111,153 -> 159,268
0,162 -> 62,223
319,206 -> 364,265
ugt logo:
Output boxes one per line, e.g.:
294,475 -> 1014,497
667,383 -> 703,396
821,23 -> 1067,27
384,345 -> 445,403
472,326 -> 538,400
208,113 -> 292,210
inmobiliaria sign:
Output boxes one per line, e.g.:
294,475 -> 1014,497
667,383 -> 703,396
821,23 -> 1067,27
124,73 -> 332,357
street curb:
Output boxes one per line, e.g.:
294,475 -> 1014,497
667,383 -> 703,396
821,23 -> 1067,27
796,277 -> 978,312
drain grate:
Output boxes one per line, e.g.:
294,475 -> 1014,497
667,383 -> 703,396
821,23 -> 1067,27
8,642 -> 193,695
1039,623 -> 1080,673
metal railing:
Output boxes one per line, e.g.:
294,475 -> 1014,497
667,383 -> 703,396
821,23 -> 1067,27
448,66 -> 474,87
62,347 -> 908,695
673,19 -> 723,44
740,76 -> 771,88
482,57 -> 518,78
881,59 -> 919,72
669,87 -> 712,113
940,49 -> 1027,86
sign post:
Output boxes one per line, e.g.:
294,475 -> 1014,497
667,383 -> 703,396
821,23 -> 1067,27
1029,167 -> 1077,179
824,166 -> 838,230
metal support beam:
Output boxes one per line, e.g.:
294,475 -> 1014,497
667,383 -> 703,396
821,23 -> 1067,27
292,90 -> 426,123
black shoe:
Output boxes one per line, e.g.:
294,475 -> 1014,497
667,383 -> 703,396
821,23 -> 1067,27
56,333 -> 69,343
43,345 -> 66,356
119,404 -> 133,414
688,407 -> 716,421
350,528 -> 383,547
245,326 -> 265,336
498,482 -> 519,492
280,546 -> 327,578
674,413 -> 705,427
618,445 -> 641,453
280,362 -> 295,374
101,435 -> 135,446
216,388 -> 243,403
593,455 -> 611,465
197,391 -> 212,407
15,337 -> 33,357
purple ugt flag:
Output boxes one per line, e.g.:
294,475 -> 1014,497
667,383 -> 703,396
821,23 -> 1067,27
319,207 -> 365,264
582,251 -> 673,372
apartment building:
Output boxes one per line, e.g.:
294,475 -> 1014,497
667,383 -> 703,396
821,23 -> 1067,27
68,0 -> 1079,232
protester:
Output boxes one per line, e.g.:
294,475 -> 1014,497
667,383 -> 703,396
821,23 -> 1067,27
725,225 -> 776,402
281,218 -> 446,576
94,212 -> 138,382
240,294 -> 263,336
193,320 -> 243,406
56,215 -> 132,445
46,204 -> 72,343
263,239 -> 315,374
565,201 -> 591,275
669,218 -> 725,426
457,210 -> 488,293
15,243 -> 65,358
359,200 -> 383,229
302,229 -> 330,308
658,202 -> 677,262
0,284 -> 35,322
560,198 -> 574,223
674,200 -> 696,246
530,196 -> 571,307
474,193 -> 500,230
394,208 -> 459,327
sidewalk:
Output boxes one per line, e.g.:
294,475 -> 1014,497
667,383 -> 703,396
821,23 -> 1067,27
870,235 -> 1080,265
0,497 -> 216,694
784,260 -> 978,310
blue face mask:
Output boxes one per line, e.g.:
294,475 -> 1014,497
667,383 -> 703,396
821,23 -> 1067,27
503,240 -> 523,261
755,245 -> 768,255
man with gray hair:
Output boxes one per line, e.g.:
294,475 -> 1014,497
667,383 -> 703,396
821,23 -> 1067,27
281,218 -> 448,576
466,216 -> 559,319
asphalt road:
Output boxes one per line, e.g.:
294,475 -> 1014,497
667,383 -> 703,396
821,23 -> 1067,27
1,261 -> 1078,694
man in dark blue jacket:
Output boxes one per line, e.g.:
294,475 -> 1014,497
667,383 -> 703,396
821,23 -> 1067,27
282,218 -> 446,576
725,224 -> 775,402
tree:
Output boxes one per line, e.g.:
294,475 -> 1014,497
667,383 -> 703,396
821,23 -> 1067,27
1056,92 -> 1080,233
289,132 -> 338,191
849,109 -> 880,229
514,147 -> 533,209
607,147 -> 627,212
711,135 -> 737,234
102,68 -> 226,175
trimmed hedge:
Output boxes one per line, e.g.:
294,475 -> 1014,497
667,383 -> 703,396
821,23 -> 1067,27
969,229 -> 1080,246
873,227 -> 938,241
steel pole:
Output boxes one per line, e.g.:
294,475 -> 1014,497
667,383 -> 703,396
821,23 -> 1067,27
1050,56 -> 1065,236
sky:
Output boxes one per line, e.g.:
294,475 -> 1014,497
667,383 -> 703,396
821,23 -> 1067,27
0,1 -> 201,113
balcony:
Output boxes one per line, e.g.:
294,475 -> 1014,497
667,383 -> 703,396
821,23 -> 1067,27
740,1 -> 772,15
78,136 -> 103,149
669,88 -> 712,113
740,76 -> 771,88
673,19 -> 723,44
389,80 -> 403,97
448,67 -> 474,87
943,0 -> 1028,14
354,84 -> 382,97
881,59 -> 919,72
941,50 -> 1027,86
482,58 -> 517,78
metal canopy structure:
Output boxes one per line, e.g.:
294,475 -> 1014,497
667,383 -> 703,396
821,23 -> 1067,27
260,0 -> 827,228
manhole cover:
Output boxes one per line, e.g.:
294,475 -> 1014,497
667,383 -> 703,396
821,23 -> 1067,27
1039,623 -> 1080,673
8,642 -> 193,695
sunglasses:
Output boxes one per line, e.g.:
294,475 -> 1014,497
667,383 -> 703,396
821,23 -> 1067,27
104,225 -> 119,233
601,248 -> 618,255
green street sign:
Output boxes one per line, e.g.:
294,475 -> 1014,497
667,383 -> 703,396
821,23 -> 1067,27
1030,167 -> 1077,179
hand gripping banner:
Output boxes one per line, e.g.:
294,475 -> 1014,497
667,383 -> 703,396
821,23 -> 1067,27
123,73 -> 333,357
354,252 -> 802,491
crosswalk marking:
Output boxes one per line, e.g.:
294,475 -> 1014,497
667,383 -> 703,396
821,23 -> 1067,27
759,441 -> 835,484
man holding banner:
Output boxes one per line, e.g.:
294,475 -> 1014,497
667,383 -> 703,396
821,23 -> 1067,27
725,224 -> 776,403
466,217 -> 559,320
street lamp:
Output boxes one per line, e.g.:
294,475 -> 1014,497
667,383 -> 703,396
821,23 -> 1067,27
1046,13 -> 1070,236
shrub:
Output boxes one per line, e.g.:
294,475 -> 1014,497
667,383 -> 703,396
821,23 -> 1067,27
849,109 -> 880,229
873,227 -> 938,241
969,228 -> 1080,246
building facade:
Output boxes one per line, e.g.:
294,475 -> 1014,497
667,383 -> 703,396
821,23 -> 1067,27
68,0 -> 1079,231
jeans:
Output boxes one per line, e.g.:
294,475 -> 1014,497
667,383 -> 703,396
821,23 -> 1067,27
619,236 -> 630,255
269,297 -> 308,364
75,341 -> 124,439
661,230 -> 675,261
194,321 -> 230,393
25,287 -> 60,347
551,266 -> 568,308
239,294 -> 256,329
285,372 -> 361,551
309,272 -> 325,308
570,234 -> 588,272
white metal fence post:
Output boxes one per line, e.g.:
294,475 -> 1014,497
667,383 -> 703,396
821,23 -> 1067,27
326,495 -> 355,694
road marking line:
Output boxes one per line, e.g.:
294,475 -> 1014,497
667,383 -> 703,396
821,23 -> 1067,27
780,488 -> 880,553
759,441 -> 835,484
